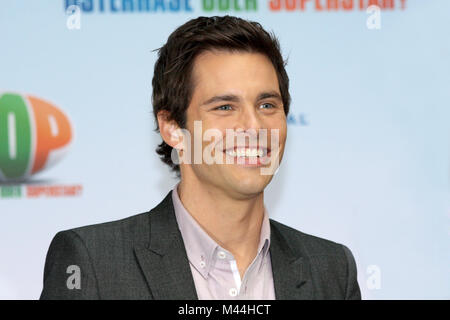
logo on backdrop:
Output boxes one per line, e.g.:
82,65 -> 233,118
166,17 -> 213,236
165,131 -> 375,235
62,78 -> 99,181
63,0 -> 407,14
0,92 -> 82,199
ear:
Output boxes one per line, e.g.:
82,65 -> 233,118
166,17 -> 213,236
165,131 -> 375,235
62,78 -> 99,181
157,110 -> 183,149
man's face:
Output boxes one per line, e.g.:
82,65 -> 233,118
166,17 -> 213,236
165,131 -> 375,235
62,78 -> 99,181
181,50 -> 287,199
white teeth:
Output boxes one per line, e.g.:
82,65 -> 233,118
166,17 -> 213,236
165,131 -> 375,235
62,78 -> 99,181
225,148 -> 266,158
226,150 -> 236,157
257,149 -> 264,157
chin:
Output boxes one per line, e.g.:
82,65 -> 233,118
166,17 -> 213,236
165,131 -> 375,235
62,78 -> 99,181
226,171 -> 272,197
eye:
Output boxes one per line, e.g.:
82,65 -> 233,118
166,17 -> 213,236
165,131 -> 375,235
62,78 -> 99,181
215,105 -> 233,111
260,103 -> 275,109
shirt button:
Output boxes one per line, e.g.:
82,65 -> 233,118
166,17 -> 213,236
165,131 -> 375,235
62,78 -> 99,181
217,251 -> 226,259
199,261 -> 206,268
229,288 -> 238,297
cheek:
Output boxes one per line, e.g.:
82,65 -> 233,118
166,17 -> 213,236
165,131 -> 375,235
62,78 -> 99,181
267,118 -> 287,139
281,123 -> 287,141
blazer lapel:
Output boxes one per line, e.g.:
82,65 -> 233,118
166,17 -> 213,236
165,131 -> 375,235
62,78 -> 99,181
269,220 -> 313,300
134,191 -> 313,300
134,191 -> 198,300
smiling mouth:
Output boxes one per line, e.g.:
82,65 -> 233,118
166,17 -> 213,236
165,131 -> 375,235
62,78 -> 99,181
223,147 -> 269,158
220,146 -> 272,167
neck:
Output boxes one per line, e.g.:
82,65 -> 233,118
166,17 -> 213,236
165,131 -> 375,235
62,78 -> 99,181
177,176 -> 265,262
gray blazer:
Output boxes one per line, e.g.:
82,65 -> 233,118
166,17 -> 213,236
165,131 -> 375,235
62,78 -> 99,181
40,191 -> 361,299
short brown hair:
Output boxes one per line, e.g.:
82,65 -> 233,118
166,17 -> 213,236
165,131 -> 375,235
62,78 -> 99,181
152,15 -> 291,174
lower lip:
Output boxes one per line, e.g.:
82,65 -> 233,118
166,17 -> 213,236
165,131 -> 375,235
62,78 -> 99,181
222,150 -> 272,167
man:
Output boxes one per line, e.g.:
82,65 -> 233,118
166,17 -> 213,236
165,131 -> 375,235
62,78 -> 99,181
40,15 -> 361,300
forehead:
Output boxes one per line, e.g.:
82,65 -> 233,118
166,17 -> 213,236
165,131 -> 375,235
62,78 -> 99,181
190,50 -> 280,98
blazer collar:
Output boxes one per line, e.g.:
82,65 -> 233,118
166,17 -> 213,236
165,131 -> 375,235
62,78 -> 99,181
134,190 -> 198,299
269,220 -> 313,299
134,190 -> 313,300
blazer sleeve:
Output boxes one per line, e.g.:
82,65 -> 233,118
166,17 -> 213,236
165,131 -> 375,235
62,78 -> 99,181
341,244 -> 362,300
40,231 -> 100,300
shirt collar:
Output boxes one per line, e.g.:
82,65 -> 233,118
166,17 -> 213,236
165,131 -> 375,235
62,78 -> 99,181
171,182 -> 271,279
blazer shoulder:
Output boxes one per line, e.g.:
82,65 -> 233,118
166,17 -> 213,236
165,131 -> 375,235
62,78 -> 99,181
269,219 -> 361,300
64,211 -> 151,248
50,190 -> 173,255
269,218 -> 348,257
41,212 -> 153,299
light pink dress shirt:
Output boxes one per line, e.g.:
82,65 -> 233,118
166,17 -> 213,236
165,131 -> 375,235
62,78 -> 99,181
172,183 -> 276,300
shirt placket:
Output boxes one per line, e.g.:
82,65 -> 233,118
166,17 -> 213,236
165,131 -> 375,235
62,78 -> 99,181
214,247 -> 241,299
241,251 -> 264,299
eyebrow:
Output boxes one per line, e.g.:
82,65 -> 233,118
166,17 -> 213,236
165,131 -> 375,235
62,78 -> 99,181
201,91 -> 283,106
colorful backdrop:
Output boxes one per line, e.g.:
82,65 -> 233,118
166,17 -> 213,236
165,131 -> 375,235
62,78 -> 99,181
0,0 -> 449,299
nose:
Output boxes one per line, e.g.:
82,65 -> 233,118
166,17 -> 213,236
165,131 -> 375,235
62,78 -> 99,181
230,103 -> 266,148
234,103 -> 264,132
